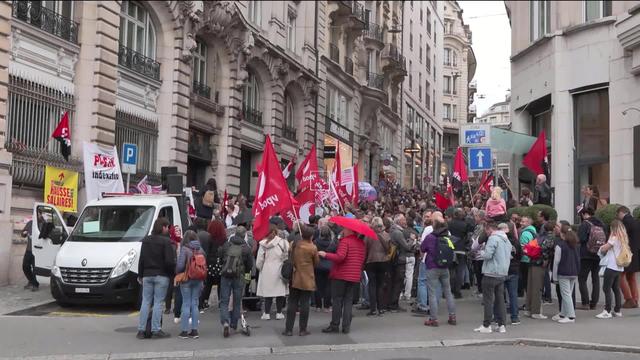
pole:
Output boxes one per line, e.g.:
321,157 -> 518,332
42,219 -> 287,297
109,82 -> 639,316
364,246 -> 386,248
126,173 -> 131,193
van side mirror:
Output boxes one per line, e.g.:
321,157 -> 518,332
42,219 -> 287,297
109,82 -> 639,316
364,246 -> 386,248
50,228 -> 67,245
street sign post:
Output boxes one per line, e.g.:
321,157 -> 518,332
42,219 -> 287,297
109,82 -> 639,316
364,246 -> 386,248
469,147 -> 492,172
121,143 -> 138,191
460,124 -> 491,147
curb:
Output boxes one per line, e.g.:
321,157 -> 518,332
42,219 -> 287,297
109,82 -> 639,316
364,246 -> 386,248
2,337 -> 640,360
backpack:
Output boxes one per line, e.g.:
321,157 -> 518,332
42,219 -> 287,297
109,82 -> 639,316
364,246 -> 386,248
617,243 -> 633,268
202,190 -> 215,208
186,249 -> 207,280
586,221 -> 607,254
435,235 -> 456,268
221,244 -> 244,278
279,241 -> 294,283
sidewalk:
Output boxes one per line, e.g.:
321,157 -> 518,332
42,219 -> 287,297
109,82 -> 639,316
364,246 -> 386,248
0,284 -> 53,315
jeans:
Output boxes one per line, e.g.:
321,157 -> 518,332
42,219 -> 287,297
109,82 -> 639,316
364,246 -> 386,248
473,260 -> 484,293
180,280 -> 202,332
22,251 -> 38,287
620,272 -> 639,303
285,288 -> 312,332
264,296 -> 285,314
330,280 -> 357,330
449,254 -> 467,297
366,262 -> 388,312
558,277 -> 577,319
138,275 -> 170,332
314,269 -> 332,309
426,268 -> 456,321
360,273 -> 369,305
578,258 -> 600,307
525,265 -> 545,314
404,256 -> 416,298
556,282 -> 576,312
390,263 -> 406,309
603,268 -> 622,313
416,261 -> 428,310
219,277 -> 244,328
482,276 -> 506,327
504,274 -> 519,321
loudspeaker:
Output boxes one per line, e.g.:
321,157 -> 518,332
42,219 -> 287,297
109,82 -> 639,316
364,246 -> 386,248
161,166 -> 178,190
166,174 -> 183,195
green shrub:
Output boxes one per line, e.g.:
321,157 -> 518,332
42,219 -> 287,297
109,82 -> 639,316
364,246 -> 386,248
528,204 -> 558,221
633,206 -> 640,220
595,204 -> 622,227
507,207 -> 528,218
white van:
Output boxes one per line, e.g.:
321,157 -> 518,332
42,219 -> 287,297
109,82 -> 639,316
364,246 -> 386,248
34,195 -> 187,306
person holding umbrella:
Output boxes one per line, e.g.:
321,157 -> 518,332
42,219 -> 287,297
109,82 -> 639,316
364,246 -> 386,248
319,216 -> 376,334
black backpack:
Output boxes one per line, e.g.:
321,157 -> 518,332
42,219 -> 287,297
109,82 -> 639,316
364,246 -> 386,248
221,244 -> 244,278
435,235 -> 456,268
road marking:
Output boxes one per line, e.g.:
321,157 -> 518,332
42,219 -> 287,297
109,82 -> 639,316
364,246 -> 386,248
48,311 -> 111,318
128,311 -> 139,317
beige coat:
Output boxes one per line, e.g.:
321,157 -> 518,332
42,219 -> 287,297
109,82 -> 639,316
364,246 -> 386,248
256,236 -> 289,297
291,240 -> 319,291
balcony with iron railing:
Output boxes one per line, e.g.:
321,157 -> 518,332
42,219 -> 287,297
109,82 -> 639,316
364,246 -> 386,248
364,22 -> 384,43
242,103 -> 263,126
344,57 -> 354,75
118,44 -> 161,81
12,0 -> 79,44
283,124 -> 297,141
382,44 -> 407,71
366,72 -> 384,91
329,43 -> 340,63
192,81 -> 211,99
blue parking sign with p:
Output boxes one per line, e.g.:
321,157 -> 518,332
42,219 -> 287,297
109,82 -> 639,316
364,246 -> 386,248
122,143 -> 137,174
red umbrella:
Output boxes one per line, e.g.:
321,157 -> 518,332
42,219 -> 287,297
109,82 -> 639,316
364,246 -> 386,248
328,216 -> 378,240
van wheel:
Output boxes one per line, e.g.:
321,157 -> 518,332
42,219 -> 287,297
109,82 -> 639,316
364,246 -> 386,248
50,283 -> 72,308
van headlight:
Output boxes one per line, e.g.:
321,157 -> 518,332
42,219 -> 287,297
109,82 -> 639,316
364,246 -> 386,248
51,265 -> 61,278
110,249 -> 137,278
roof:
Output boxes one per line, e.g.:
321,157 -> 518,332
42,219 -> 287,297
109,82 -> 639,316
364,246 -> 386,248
85,195 -> 178,208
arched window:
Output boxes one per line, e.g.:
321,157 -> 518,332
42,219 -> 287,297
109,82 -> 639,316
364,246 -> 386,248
119,1 -> 156,59
284,93 -> 294,128
242,70 -> 262,125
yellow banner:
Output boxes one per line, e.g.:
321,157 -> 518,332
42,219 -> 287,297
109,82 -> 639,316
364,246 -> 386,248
44,166 -> 78,213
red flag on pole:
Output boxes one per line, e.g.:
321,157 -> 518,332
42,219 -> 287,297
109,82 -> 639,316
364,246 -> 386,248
453,147 -> 468,182
522,130 -> 548,175
252,136 -> 295,241
282,155 -> 296,179
295,144 -> 319,192
435,192 -> 452,211
52,111 -> 71,161
352,163 -> 359,207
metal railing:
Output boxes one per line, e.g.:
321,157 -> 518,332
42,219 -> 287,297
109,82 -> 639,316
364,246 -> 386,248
364,22 -> 384,42
192,81 -> 211,99
352,2 -> 367,23
344,57 -> 354,75
12,0 -> 79,44
283,124 -> 297,141
367,72 -> 384,90
118,44 -> 161,81
329,43 -> 340,63
115,110 -> 158,174
384,44 -> 406,70
242,103 -> 263,126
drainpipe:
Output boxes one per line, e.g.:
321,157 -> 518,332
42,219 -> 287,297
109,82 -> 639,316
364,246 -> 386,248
400,2 -> 406,187
313,1 -> 320,165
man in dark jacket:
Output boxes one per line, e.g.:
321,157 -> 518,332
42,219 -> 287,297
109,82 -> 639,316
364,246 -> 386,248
447,208 -> 474,299
534,174 -> 552,206
617,206 -> 640,308
388,214 -> 416,311
577,208 -> 605,310
137,217 -> 176,339
504,224 -> 522,324
218,226 -> 254,338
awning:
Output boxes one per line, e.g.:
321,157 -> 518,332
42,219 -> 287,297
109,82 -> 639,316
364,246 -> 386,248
490,127 -> 551,155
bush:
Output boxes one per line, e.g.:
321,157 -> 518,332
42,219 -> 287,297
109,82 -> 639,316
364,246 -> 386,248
507,205 -> 557,221
595,204 -> 622,227
633,206 -> 640,220
507,207 -> 528,218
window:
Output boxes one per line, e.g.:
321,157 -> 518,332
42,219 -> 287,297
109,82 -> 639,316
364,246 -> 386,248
418,73 -> 422,101
444,48 -> 451,66
426,45 -> 431,72
192,38 -> 207,85
443,104 -> 451,120
433,90 -> 435,113
248,1 -> 261,25
443,75 -> 451,94
530,0 -> 550,42
445,20 -> 452,34
420,8 -> 423,24
425,80 -> 431,110
14,1 -> 77,42
452,51 -> 458,67
242,70 -> 262,125
452,77 -> 457,95
584,0 -> 612,21
327,87 -> 349,127
452,105 -> 457,122
409,21 -> 413,49
284,93 -> 294,128
382,126 -> 393,151
120,1 -> 156,59
115,110 -> 158,173
427,8 -> 432,35
489,116 -> 497,123
287,10 -> 296,52
419,35 -> 423,63
409,61 -> 413,89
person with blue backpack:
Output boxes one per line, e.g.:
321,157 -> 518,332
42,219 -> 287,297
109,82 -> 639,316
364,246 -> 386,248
421,214 -> 457,327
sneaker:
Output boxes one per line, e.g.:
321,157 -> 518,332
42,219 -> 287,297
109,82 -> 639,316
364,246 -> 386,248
281,330 -> 293,336
136,331 -> 146,340
424,319 -> 439,327
276,313 -> 285,320
23,284 -> 32,290
511,319 -> 521,325
498,325 -> 507,333
558,317 -> 575,324
596,310 -> 612,319
178,331 -> 189,339
448,314 -> 457,326
199,309 -> 205,314
31,286 -> 39,292
531,314 -> 547,320
173,317 -> 180,324
151,330 -> 171,339
261,313 -> 271,320
474,325 -> 492,333
551,314 -> 564,321
322,326 -> 339,333
412,308 -> 429,315
523,310 -> 531,317
613,311 -> 623,318
189,330 -> 199,339
223,323 -> 230,338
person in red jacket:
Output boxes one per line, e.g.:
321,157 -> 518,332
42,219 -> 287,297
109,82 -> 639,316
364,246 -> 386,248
318,228 -> 366,334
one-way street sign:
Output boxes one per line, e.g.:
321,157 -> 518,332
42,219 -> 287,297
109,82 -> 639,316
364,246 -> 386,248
469,147 -> 492,172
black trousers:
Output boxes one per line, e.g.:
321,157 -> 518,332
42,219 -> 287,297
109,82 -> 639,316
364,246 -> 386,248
518,263 -> 529,297
365,262 -> 388,312
285,288 -> 312,332
449,254 -> 467,296
22,251 -> 38,287
578,258 -> 600,307
264,296 -> 286,314
199,274 -> 220,309
472,260 -> 484,293
330,280 -> 357,330
603,268 -> 622,313
314,269 -> 332,309
389,263 -> 406,309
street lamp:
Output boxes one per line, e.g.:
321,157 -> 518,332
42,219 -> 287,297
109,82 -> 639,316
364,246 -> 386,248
404,141 -> 420,188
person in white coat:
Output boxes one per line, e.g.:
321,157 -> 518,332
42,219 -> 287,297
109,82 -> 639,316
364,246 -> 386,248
257,224 -> 290,320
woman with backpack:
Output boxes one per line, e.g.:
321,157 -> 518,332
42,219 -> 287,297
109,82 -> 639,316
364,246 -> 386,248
314,225 -> 337,312
175,230 -> 206,339
256,226 -> 289,320
596,219 -> 632,319
552,228 -> 580,323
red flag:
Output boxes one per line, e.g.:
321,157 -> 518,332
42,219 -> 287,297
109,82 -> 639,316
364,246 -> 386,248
447,181 -> 455,205
52,112 -> 71,161
523,130 -> 548,175
295,144 -> 319,192
282,191 -> 299,230
352,163 -> 359,207
331,143 -> 351,208
282,155 -> 296,179
435,192 -> 451,211
479,171 -> 494,194
296,188 -> 316,224
252,136 -> 295,241
453,147 -> 468,182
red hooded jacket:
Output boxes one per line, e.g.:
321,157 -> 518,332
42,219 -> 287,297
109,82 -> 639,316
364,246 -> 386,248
325,234 -> 366,283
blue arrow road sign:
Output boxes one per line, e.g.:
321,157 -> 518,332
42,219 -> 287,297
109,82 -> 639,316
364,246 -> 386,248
121,143 -> 137,174
469,147 -> 492,172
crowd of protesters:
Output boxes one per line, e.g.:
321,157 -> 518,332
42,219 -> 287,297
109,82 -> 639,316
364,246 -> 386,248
134,177 -> 640,339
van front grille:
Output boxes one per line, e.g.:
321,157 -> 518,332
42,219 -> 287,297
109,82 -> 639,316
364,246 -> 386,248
60,267 -> 112,285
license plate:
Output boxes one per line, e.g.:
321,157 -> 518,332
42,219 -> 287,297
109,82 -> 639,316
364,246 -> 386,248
74,288 -> 90,293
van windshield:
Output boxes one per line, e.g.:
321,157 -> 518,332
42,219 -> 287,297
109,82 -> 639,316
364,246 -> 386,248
68,206 -> 155,242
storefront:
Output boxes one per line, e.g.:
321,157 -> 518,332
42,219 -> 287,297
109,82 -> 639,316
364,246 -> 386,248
324,117 -> 354,173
